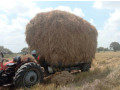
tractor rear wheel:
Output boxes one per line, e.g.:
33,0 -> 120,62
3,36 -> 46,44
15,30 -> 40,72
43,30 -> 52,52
14,62 -> 43,88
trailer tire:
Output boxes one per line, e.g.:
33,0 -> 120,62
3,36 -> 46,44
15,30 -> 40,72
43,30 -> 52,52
14,62 -> 43,88
81,63 -> 91,72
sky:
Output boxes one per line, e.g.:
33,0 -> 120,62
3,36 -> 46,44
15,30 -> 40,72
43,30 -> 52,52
0,0 -> 120,53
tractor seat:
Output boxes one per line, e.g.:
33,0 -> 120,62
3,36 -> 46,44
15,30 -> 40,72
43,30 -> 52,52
6,63 -> 17,67
13,56 -> 21,64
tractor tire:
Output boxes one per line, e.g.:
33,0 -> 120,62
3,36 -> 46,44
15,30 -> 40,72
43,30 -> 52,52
14,62 -> 43,88
0,78 -> 3,86
81,63 -> 91,72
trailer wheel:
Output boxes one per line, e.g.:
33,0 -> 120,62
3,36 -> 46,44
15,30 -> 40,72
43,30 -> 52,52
81,63 -> 91,72
14,62 -> 43,88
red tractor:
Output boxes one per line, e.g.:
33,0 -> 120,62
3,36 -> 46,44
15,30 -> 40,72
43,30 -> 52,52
0,51 -> 91,88
0,53 -> 43,88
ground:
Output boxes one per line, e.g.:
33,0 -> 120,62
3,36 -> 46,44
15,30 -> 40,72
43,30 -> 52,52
1,52 -> 120,90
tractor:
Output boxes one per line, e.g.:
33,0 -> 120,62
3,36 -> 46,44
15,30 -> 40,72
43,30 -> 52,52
0,53 -> 43,88
0,51 -> 91,88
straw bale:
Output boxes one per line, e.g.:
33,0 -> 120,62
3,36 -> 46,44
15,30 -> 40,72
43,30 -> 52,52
26,10 -> 98,67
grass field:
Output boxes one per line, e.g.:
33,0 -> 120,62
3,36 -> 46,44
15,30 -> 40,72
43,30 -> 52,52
1,52 -> 120,90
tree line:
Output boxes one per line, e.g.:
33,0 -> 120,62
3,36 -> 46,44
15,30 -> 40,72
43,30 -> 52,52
0,46 -> 13,54
97,42 -> 120,52
0,46 -> 29,54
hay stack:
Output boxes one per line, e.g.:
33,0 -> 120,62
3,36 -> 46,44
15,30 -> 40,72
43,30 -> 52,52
26,10 -> 98,67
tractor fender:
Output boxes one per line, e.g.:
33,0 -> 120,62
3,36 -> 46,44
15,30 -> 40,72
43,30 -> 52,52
15,61 -> 35,71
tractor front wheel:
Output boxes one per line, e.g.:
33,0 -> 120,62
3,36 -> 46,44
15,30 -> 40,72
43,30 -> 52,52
14,62 -> 43,88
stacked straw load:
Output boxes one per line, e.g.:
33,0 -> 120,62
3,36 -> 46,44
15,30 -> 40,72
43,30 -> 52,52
26,10 -> 98,67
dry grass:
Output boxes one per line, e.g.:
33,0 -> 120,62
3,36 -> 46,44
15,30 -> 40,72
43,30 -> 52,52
60,51 -> 120,90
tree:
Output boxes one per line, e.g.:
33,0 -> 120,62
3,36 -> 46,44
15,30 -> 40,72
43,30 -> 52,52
97,47 -> 104,52
21,47 -> 29,54
4,48 -> 13,54
0,46 -> 4,52
0,46 -> 13,54
110,42 -> 120,52
104,48 -> 109,52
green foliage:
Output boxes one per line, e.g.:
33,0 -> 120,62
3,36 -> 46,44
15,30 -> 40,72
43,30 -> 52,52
104,48 -> 109,51
21,47 -> 29,54
97,42 -> 120,52
97,47 -> 104,52
97,47 -> 109,52
110,42 -> 120,52
0,46 -> 13,54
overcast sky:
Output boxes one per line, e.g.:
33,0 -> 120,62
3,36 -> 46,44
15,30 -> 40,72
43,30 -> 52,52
0,0 -> 120,53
